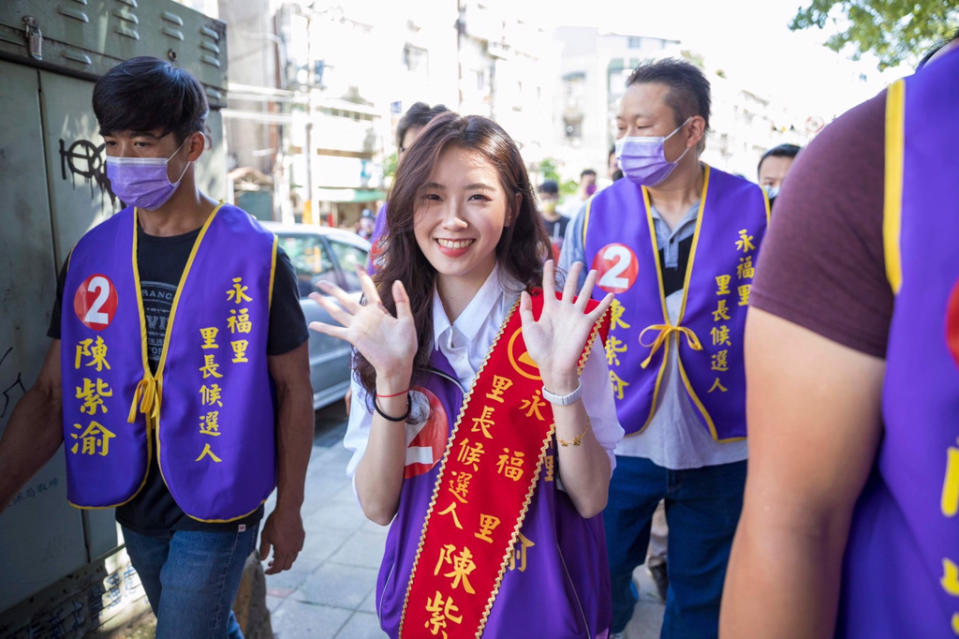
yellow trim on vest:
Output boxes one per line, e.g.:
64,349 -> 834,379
638,323 -> 702,368
113,209 -> 155,505
71,210 -> 156,509
151,205 -> 270,524
143,204 -> 228,519
627,185 -> 680,435
762,189 -> 771,224
676,166 -> 710,322
628,166 -> 736,441
68,407 -> 154,508
672,166 -> 742,443
268,234 -> 278,312
129,210 -> 154,423
154,203 -> 224,379
184,497 -> 269,524
674,168 -> 722,441
883,79 -> 905,295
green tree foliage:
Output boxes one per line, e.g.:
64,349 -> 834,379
560,179 -> 580,197
383,151 -> 398,181
790,0 -> 958,70
533,158 -> 590,196
679,50 -> 705,69
539,158 -> 561,183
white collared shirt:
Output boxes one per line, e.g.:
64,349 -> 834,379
344,264 -> 624,480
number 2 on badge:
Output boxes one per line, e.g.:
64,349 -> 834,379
592,243 -> 638,293
73,274 -> 118,331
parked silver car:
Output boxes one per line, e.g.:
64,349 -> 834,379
262,222 -> 370,410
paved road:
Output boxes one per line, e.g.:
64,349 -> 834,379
265,403 -> 664,639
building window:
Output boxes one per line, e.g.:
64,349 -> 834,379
563,114 -> 583,140
403,43 -> 429,76
627,36 -> 644,49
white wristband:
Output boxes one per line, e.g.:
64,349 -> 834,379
541,379 -> 582,406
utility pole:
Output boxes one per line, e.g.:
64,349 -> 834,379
456,0 -> 465,110
304,6 -> 314,224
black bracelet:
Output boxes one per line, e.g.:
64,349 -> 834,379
374,392 -> 411,422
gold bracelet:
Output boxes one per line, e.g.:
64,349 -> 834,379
557,418 -> 591,447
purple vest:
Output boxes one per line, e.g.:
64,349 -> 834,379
61,204 -> 278,522
837,49 -> 959,638
583,166 -> 767,439
375,351 -> 612,638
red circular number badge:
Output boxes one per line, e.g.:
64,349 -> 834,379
946,277 -> 959,370
73,274 -> 118,331
369,238 -> 385,270
404,387 -> 450,478
591,243 -> 639,294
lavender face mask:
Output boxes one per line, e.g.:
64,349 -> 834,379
106,139 -> 191,210
615,118 -> 691,187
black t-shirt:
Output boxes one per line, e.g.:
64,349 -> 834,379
543,216 -> 570,243
660,235 -> 694,298
49,224 -> 308,534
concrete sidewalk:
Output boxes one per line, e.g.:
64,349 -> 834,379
265,405 -> 664,639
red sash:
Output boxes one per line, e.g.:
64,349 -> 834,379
399,290 -> 609,638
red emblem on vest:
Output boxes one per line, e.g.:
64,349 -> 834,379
946,277 -> 959,369
404,386 -> 449,478
73,274 -> 118,331
592,242 -> 639,294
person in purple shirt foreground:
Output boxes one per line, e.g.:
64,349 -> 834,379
721,32 -> 959,639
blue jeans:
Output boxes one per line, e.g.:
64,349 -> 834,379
602,456 -> 746,639
122,524 -> 259,639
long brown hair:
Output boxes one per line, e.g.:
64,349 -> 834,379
355,113 -> 551,395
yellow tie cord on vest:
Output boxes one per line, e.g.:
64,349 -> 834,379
638,323 -> 703,369
127,377 -> 162,424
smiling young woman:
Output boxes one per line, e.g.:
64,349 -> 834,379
308,113 -> 625,638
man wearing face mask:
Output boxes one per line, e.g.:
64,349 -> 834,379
0,57 -> 312,638
537,179 -> 568,260
757,143 -> 801,209
560,58 -> 769,638
559,168 -> 599,217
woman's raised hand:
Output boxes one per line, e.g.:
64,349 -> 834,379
519,260 -> 613,394
308,271 -> 417,386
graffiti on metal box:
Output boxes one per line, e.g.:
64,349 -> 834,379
0,346 -> 26,422
58,138 -> 120,206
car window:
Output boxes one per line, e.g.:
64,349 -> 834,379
277,234 -> 337,298
329,240 -> 369,292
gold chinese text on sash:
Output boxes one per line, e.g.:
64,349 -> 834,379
399,289 -> 609,638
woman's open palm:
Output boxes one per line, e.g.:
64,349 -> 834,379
307,271 -> 417,375
519,260 -> 613,387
